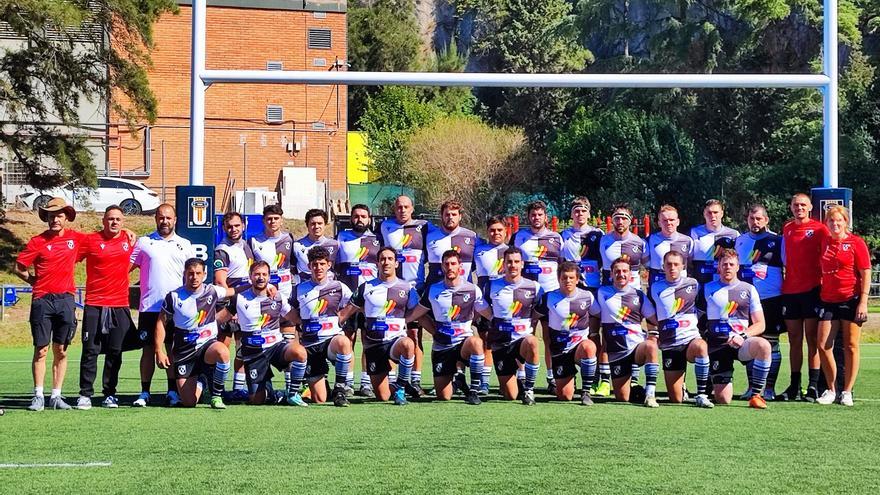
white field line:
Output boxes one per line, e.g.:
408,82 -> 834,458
0,462 -> 111,469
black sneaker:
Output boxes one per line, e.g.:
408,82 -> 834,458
629,385 -> 646,404
521,389 -> 536,406
453,372 -> 468,395
464,390 -> 482,405
405,381 -> 426,400
580,391 -> 594,406
515,378 -> 526,401
804,386 -> 819,403
778,385 -> 803,401
546,378 -> 557,396
356,385 -> 375,398
332,386 -> 350,407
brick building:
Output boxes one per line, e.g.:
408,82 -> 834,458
113,0 -> 348,212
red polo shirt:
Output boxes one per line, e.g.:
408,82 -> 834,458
820,233 -> 871,303
782,219 -> 829,294
16,229 -> 84,299
77,231 -> 134,307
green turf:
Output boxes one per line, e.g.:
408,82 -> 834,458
1,343 -> 880,494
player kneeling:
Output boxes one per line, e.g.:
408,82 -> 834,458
287,247 -> 354,407
535,261 -> 600,405
650,251 -> 713,408
597,258 -> 661,408
217,260 -> 309,406
409,250 -> 489,405
339,247 -> 420,405
155,258 -> 244,409
704,249 -> 772,409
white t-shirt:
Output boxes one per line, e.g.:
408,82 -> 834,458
130,231 -> 195,313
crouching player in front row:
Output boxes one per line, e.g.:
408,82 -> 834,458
409,249 -> 489,405
339,247 -> 420,405
704,248 -> 772,409
597,258 -> 661,408
650,251 -> 713,408
217,260 -> 310,407
287,247 -> 354,407
535,261 -> 600,406
156,258 -> 246,409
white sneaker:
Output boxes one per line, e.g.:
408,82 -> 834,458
816,389 -> 836,405
102,396 -> 119,408
75,395 -> 92,410
694,394 -> 715,409
839,391 -> 854,407
132,392 -> 150,407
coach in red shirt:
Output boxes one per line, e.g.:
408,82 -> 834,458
74,206 -> 139,410
15,198 -> 84,411
779,193 -> 829,401
815,206 -> 870,407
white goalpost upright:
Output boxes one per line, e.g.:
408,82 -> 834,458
188,0 -> 840,188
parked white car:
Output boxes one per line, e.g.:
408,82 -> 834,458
16,177 -> 161,215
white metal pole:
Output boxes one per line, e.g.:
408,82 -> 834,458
200,70 -> 829,89
823,0 -> 839,188
188,0 -> 207,185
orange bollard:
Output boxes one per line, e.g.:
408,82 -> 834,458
605,216 -> 612,232
512,216 -> 520,233
551,216 -> 558,232
643,215 -> 651,237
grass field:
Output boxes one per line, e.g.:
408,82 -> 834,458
1,336 -> 880,494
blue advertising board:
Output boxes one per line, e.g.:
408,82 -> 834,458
811,187 -> 853,224
176,185 -> 216,280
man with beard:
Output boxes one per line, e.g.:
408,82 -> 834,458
514,200 -> 563,394
735,204 -> 784,400
473,215 -> 510,395
214,211 -> 255,401
336,204 -> 381,397
130,203 -> 196,407
379,195 -> 430,394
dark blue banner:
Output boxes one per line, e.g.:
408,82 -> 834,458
176,185 -> 216,280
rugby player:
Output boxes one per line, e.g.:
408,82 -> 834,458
779,193 -> 828,401
16,198 -> 85,411
559,197 -> 610,397
534,261 -> 600,406
690,199 -> 739,289
513,200 -> 563,394
473,215 -> 510,394
218,260 -> 310,407
130,203 -> 195,407
379,195 -> 429,392
425,200 -> 477,287
409,249 -> 488,405
155,258 -> 242,409
735,205 -> 784,400
481,247 -> 543,406
250,204 -> 295,301
596,258 -> 660,408
75,206 -> 139,410
338,247 -> 420,405
336,204 -> 381,397
646,205 -> 693,288
214,211 -> 255,401
704,249 -> 771,409
287,247 -> 354,407
650,251 -> 713,408
293,208 -> 339,283
599,205 -> 648,394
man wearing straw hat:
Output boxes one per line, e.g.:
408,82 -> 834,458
15,198 -> 85,411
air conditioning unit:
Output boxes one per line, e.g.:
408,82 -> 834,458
235,188 -> 278,215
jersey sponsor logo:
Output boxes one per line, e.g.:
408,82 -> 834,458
46,244 -> 53,251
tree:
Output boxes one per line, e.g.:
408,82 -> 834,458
0,0 -> 176,191
347,0 -> 422,124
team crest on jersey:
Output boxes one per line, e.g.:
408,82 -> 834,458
369,362 -> 376,372
270,302 -> 278,310
843,244 -> 851,251
327,247 -> 335,254
580,302 -> 587,310
67,240 -> 74,249
463,293 -> 471,302
249,369 -> 258,379
685,286 -> 694,294
399,290 -> 406,298
556,366 -> 564,376
664,358 -> 673,368
740,291 -> 748,299
177,301 -> 183,308
372,240 -> 380,246
525,292 -> 533,298
465,237 -> 472,245
768,241 -> 775,248
613,365 -> 621,376
435,363 -> 443,373
806,230 -> 814,238
178,365 -> 187,376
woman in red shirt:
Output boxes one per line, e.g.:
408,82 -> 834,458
816,206 -> 871,407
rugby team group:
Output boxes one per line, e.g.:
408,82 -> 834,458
12,192 -> 870,412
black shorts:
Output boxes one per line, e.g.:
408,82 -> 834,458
305,339 -> 334,379
364,338 -> 402,375
819,297 -> 862,326
81,305 -> 138,353
343,313 -> 366,338
173,339 -> 217,379
244,342 -> 291,388
492,340 -> 527,376
609,351 -> 636,380
781,287 -> 821,320
662,345 -> 689,372
761,296 -> 786,336
138,311 -> 173,347
218,319 -> 240,338
550,349 -> 578,379
709,346 -> 748,385
29,293 -> 77,347
432,342 -> 466,378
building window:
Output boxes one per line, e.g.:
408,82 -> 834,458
308,28 -> 332,49
266,105 -> 283,123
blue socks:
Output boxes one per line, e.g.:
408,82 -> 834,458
397,355 -> 414,387
524,363 -> 539,391
644,362 -> 659,397
750,358 -> 771,394
335,353 -> 353,389
580,357 -> 597,393
469,354 -> 485,391
212,361 -> 230,397
695,356 -> 710,395
287,359 -> 307,395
